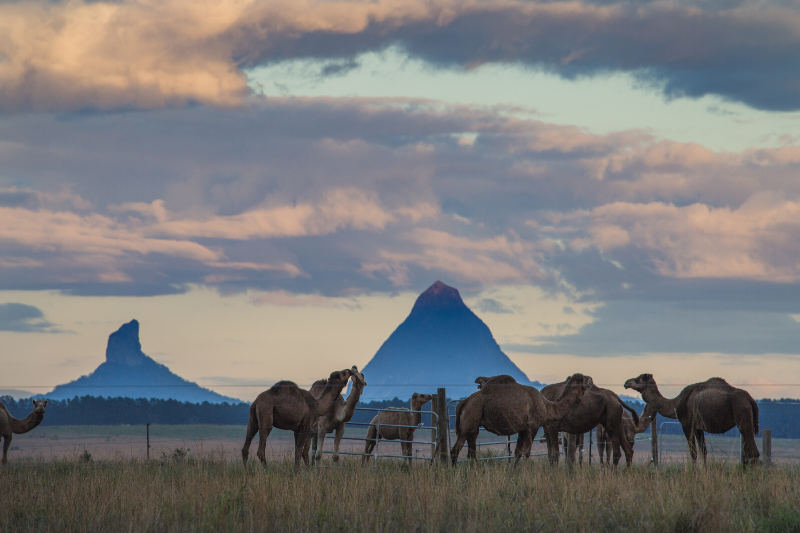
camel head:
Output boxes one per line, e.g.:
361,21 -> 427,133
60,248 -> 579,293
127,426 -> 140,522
350,365 -> 367,387
410,393 -> 433,410
327,369 -> 353,390
562,373 -> 593,397
32,399 -> 48,415
624,373 -> 656,393
475,377 -> 489,390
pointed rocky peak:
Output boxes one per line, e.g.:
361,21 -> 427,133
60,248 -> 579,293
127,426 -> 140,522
412,281 -> 466,310
105,319 -> 147,366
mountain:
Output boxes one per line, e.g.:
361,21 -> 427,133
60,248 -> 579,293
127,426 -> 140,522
0,389 -> 35,400
44,320 -> 241,404
360,281 -> 542,402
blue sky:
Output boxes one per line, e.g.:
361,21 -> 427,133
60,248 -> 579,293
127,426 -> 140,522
2,0 -> 800,401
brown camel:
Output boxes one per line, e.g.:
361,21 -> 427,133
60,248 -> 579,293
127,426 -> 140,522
624,374 -> 760,465
451,373 -> 593,467
596,410 -> 644,464
361,393 -> 433,466
309,365 -> 367,464
242,369 -> 353,466
1,399 -> 48,465
540,379 -> 640,467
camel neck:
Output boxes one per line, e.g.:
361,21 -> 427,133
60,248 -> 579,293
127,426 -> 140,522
642,386 -> 678,419
11,410 -> 44,434
409,402 -> 425,427
543,388 -> 582,422
341,382 -> 365,418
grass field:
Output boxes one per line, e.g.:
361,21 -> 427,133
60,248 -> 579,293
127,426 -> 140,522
2,457 -> 800,532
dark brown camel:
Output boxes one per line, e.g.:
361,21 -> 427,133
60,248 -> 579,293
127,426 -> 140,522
310,366 -> 367,464
362,393 -> 432,466
624,374 -> 760,465
451,373 -> 593,467
540,380 -> 640,467
1,399 -> 48,465
596,410 -> 642,464
242,369 -> 352,466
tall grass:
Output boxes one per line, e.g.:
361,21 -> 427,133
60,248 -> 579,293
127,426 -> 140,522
2,457 -> 800,532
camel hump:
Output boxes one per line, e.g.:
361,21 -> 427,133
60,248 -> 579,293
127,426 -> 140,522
268,380 -> 300,393
480,375 -> 518,389
309,379 -> 328,398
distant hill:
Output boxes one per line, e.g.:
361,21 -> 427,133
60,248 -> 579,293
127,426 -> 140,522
43,320 -> 240,404
360,281 -> 542,402
0,389 -> 35,400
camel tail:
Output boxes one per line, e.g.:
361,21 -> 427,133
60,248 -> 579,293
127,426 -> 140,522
454,400 -> 465,437
247,403 -> 259,436
749,396 -> 759,435
622,402 -> 640,427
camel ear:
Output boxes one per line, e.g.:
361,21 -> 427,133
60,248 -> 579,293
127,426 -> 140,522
44,400 -> 48,407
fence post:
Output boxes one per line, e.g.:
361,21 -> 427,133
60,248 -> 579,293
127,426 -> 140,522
651,415 -> 658,466
763,429 -> 772,467
565,433 -> 574,468
431,394 -> 439,461
437,388 -> 449,464
588,429 -> 592,465
146,423 -> 150,461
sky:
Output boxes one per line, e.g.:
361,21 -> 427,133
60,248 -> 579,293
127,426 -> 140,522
2,0 -> 800,403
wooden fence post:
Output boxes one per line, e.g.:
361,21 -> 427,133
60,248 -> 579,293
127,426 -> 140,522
763,429 -> 772,467
588,429 -> 593,465
431,394 -> 438,461
651,415 -> 658,466
437,388 -> 449,464
146,423 -> 150,461
565,433 -> 574,468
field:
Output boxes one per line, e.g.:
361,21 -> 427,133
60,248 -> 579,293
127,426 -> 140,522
3,456 -> 800,532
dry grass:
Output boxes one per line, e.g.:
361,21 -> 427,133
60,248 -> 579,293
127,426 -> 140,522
2,457 -> 800,532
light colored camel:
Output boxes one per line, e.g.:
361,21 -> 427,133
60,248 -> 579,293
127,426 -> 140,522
310,365 -> 367,464
361,393 -> 433,466
451,373 -> 593,467
242,369 -> 352,466
1,399 -> 48,465
541,379 -> 640,467
624,373 -> 760,465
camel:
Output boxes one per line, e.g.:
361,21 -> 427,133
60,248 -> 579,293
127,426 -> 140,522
540,379 -> 640,467
624,373 -> 760,465
596,410 -> 643,464
451,373 -> 593,467
361,393 -> 432,466
1,399 -> 48,465
242,368 -> 353,466
309,365 -> 367,464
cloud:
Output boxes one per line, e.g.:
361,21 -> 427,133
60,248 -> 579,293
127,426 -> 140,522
511,300 -> 800,356
2,1 -> 800,112
0,303 -> 59,333
474,298 -> 513,314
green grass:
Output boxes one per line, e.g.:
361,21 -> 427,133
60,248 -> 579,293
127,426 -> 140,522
2,458 -> 800,532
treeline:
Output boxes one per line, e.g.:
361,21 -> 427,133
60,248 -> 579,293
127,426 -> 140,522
2,395 -> 799,438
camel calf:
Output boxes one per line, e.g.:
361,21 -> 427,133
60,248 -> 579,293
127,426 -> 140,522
1,399 -> 48,465
362,393 -> 432,466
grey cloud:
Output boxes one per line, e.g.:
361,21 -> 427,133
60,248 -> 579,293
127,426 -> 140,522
474,298 -> 514,314
507,300 -> 800,356
0,303 -> 60,332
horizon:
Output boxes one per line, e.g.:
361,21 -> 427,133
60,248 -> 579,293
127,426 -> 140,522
3,0 -> 800,404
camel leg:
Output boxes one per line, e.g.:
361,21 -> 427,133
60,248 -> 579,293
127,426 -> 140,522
682,423 -> 698,463
467,434 -> 478,460
450,434 -> 469,466
293,431 -> 309,467
610,433 -> 622,467
695,431 -> 708,465
332,426 -> 344,463
544,426 -> 560,465
362,425 -> 377,465
2,433 -> 10,465
619,430 -> 634,467
515,431 -> 532,465
242,407 -> 259,464
255,410 -> 272,466
733,403 -> 761,465
310,431 -> 319,465
404,434 -> 413,467
597,438 -> 605,465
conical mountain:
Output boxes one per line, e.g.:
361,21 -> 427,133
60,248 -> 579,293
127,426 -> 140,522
45,320 -> 240,404
360,281 -> 540,402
